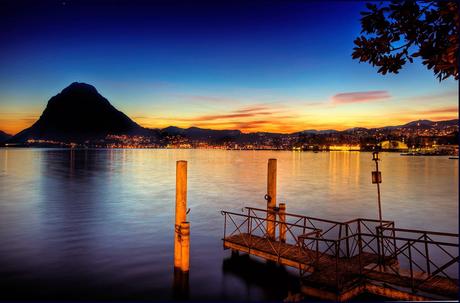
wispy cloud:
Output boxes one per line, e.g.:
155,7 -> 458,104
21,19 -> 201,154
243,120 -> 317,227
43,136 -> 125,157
171,94 -> 240,104
181,111 -> 273,122
234,106 -> 271,113
404,90 -> 457,103
331,91 -> 390,104
416,106 -> 458,115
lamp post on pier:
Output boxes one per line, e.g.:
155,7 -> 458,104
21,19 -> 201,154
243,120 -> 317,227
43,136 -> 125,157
372,151 -> 383,226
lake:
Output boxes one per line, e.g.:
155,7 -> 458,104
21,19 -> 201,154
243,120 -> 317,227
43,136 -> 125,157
0,149 -> 458,300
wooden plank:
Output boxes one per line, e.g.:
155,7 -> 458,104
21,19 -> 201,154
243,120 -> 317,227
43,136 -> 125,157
365,266 -> 459,298
223,234 -> 318,270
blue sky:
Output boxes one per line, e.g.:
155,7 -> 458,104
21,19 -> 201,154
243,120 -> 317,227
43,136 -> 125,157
0,0 -> 457,134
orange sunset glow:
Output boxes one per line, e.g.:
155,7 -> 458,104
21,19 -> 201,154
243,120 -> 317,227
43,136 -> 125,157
1,90 -> 457,135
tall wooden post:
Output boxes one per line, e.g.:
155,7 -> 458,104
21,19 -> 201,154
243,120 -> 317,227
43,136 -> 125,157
174,161 -> 187,270
279,203 -> 286,243
173,161 -> 190,300
267,159 -> 277,239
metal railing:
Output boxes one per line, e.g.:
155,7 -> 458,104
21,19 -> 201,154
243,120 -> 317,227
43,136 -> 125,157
221,208 -> 320,269
221,207 -> 459,295
369,226 -> 459,291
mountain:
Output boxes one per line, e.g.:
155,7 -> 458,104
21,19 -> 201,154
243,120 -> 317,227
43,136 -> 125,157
374,119 -> 458,131
10,82 -> 145,143
401,119 -> 433,128
344,127 -> 369,133
0,131 -> 12,143
161,126 -> 242,142
295,129 -> 339,135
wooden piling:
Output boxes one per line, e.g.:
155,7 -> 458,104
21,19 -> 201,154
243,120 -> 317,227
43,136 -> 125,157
279,203 -> 286,243
267,159 -> 277,239
180,222 -> 190,272
174,160 -> 187,270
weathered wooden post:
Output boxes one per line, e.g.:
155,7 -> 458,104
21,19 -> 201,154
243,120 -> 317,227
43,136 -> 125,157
180,221 -> 190,272
279,203 -> 286,243
266,158 -> 277,239
173,161 -> 190,300
174,160 -> 188,271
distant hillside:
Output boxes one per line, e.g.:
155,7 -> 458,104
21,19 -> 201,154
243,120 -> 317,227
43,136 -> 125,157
0,131 -> 12,143
10,82 -> 146,143
159,126 -> 243,145
400,119 -> 458,129
295,129 -> 339,135
341,119 -> 458,134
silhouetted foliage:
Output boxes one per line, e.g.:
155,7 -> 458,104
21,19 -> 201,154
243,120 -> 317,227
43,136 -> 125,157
352,1 -> 459,81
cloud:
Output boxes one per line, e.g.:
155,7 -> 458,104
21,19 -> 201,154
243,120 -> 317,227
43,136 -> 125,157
331,91 -> 390,104
234,106 -> 271,113
234,120 -> 271,130
416,106 -> 458,115
404,90 -> 457,102
182,111 -> 273,122
172,94 -> 240,104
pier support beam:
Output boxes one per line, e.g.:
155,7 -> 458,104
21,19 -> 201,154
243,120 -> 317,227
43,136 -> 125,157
267,159 -> 277,239
279,203 -> 286,243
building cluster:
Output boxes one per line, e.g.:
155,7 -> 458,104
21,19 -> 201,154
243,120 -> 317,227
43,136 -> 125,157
13,123 -> 458,155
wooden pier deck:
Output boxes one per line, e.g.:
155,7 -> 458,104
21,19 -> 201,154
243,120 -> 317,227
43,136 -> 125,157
224,233 -> 383,273
221,208 -> 459,301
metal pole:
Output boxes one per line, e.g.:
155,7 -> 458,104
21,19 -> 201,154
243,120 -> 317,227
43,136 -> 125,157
375,159 -> 382,226
408,240 -> 414,291
424,232 -> 431,275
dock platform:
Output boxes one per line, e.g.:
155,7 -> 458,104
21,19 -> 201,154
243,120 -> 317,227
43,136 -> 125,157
221,207 -> 459,301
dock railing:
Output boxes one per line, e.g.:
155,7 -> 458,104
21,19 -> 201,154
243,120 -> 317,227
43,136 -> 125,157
221,208 -> 459,295
221,208 -> 321,269
370,226 -> 459,291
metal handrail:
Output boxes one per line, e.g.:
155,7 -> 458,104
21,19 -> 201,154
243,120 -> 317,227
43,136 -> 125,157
377,226 -> 459,238
244,206 -> 345,225
221,210 -> 319,232
222,208 -> 459,295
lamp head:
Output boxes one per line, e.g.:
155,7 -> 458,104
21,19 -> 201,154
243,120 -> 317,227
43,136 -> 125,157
372,151 -> 380,161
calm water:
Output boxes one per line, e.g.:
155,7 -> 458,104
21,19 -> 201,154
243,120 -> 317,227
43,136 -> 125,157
0,149 -> 458,300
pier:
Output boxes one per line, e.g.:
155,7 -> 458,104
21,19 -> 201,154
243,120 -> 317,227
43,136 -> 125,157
220,159 -> 459,301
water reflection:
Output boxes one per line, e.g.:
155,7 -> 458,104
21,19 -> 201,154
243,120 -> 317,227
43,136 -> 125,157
38,150 -> 105,277
222,253 -> 300,300
173,269 -> 189,300
0,149 -> 457,300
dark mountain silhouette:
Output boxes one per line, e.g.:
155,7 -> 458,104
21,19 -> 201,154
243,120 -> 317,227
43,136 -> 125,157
399,119 -> 460,129
295,129 -> 339,135
401,119 -> 433,128
341,119 -> 458,133
0,131 -> 12,143
10,82 -> 146,143
161,126 -> 241,139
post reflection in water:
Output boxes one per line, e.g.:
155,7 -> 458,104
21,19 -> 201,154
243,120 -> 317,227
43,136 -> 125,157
222,253 -> 300,300
173,269 -> 189,300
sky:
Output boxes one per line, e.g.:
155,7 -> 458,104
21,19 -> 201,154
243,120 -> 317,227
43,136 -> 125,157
0,0 -> 458,135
